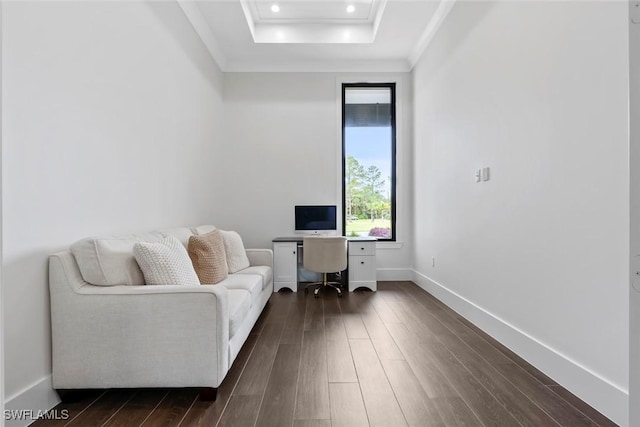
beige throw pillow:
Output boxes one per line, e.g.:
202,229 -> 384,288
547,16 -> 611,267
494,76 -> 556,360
188,230 -> 229,285
133,236 -> 200,286
220,230 -> 251,273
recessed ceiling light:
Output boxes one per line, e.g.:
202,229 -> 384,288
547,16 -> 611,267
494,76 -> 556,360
346,4 -> 355,13
271,4 -> 280,13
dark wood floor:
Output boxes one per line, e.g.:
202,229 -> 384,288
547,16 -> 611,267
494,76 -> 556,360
33,281 -> 618,427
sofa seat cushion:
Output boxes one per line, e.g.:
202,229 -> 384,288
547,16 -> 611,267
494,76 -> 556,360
219,274 -> 262,306
228,289 -> 251,338
235,266 -> 272,290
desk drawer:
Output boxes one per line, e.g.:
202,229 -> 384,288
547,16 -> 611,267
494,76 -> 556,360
349,241 -> 375,256
349,255 -> 376,282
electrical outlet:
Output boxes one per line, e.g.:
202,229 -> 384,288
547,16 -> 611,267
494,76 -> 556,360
475,169 -> 481,182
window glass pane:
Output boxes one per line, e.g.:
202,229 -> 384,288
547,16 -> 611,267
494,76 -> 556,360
343,86 -> 394,240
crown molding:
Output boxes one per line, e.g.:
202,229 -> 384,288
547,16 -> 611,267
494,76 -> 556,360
408,0 -> 456,69
224,58 -> 412,73
177,0 -> 453,74
177,0 -> 229,71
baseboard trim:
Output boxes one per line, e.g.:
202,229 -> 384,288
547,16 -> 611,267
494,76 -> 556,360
411,269 -> 629,427
4,376 -> 60,427
376,268 -> 412,281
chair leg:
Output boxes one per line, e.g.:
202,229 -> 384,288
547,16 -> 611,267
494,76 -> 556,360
306,273 -> 342,298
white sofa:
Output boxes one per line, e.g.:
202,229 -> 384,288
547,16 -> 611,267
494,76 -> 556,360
48,225 -> 272,400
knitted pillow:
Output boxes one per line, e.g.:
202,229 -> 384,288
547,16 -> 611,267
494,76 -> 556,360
219,230 -> 250,273
133,236 -> 200,286
187,230 -> 228,285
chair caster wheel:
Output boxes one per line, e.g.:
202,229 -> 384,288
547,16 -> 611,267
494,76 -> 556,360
305,288 -> 308,294
314,294 -> 319,299
338,293 -> 343,298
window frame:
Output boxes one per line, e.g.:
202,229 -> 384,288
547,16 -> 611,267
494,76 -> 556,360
341,82 -> 397,241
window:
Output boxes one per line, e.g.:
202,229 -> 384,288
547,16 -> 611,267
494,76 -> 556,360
342,83 -> 396,240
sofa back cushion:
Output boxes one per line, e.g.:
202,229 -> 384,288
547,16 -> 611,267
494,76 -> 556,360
158,227 -> 195,246
71,232 -> 162,286
192,225 -> 217,236
188,230 -> 229,284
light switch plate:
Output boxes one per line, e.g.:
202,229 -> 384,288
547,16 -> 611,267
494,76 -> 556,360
482,167 -> 490,181
632,1 -> 640,24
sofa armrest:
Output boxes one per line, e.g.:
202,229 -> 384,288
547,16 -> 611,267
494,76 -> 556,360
245,249 -> 273,267
49,252 -> 230,389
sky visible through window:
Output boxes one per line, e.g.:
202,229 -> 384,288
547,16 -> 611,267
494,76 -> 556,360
345,126 -> 392,196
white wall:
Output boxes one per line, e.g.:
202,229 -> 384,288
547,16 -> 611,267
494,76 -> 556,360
0,2 -> 5,425
412,1 -> 629,425
2,1 -> 225,421
629,3 -> 640,425
221,72 -> 413,276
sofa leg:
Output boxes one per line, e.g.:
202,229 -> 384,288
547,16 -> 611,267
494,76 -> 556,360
56,389 -> 87,403
199,387 -> 218,401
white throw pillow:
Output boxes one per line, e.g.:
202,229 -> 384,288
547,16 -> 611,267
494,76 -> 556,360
220,230 -> 250,273
133,236 -> 200,286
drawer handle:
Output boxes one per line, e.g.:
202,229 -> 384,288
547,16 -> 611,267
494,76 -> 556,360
361,261 -> 365,264
361,247 -> 365,250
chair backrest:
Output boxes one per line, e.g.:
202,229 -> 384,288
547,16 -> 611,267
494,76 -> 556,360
303,236 -> 348,273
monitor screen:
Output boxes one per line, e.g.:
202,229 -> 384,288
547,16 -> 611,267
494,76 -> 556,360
295,205 -> 337,233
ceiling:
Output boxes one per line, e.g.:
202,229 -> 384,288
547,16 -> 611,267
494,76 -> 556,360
177,0 -> 454,72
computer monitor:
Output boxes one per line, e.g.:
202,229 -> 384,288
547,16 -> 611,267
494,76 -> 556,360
294,205 -> 337,235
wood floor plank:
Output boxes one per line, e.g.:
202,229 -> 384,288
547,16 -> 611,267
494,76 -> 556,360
304,294 -> 325,331
140,389 -> 198,427
401,294 -> 513,365
255,343 -> 302,427
386,304 -> 521,426
216,395 -> 262,427
280,292 -> 307,345
401,298 -> 559,427
384,315 -> 457,399
322,289 -> 342,317
31,285 -> 617,427
179,333 -> 258,426
294,329 -> 330,420
431,397 -> 484,427
29,390 -> 106,427
293,420 -> 331,427
65,389 -> 136,427
498,363 -> 598,426
548,385 -> 618,427
349,338 -> 408,427
424,339 -> 524,427
381,358 -> 445,427
324,316 -> 358,383
103,389 -> 168,427
328,382 -> 369,427
360,304 -> 404,361
368,291 -> 401,323
233,318 -> 285,396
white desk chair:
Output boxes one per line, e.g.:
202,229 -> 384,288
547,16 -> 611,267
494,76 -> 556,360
303,236 -> 348,298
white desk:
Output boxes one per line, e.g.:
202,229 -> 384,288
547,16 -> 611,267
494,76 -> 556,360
272,237 -> 377,293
